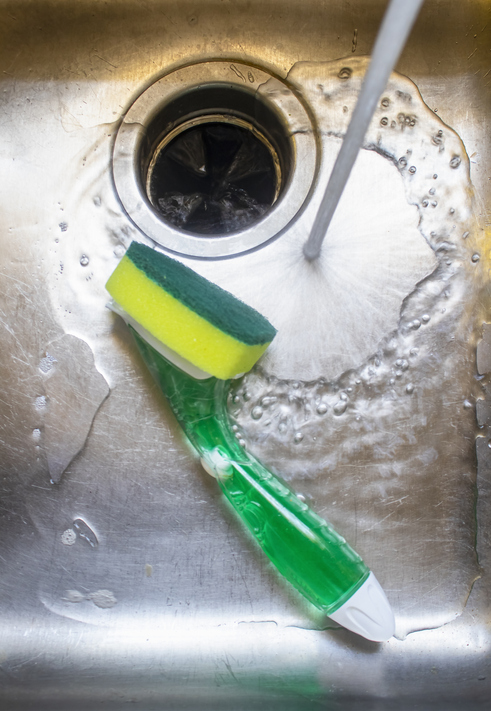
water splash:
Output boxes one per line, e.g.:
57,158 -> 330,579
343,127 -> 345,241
224,60 -> 486,639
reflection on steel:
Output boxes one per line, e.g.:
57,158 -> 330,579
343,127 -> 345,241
0,1 -> 490,708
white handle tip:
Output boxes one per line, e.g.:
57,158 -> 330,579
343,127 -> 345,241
328,572 -> 395,642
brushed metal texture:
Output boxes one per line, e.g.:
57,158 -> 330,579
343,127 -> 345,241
0,1 -> 490,709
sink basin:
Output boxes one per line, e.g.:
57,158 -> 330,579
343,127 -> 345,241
1,1 -> 490,708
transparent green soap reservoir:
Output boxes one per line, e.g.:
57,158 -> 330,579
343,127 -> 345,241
132,329 -> 369,617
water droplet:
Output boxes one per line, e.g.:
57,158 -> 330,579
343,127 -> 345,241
389,378 -> 395,385
381,97 -> 390,108
73,518 -> 98,548
233,395 -> 240,404
410,348 -> 419,357
32,428 -> 41,441
293,432 -> 304,444
472,253 -> 480,263
380,117 -> 388,126
251,406 -> 263,420
243,391 -> 251,401
35,395 -> 48,411
234,431 -> 243,440
395,370 -> 403,378
462,231 -> 470,239
278,422 -> 287,434
422,200 -> 429,207
232,424 -> 239,431
449,207 -> 455,215
431,201 -> 438,207
80,255 -> 89,267
93,196 -> 101,207
297,493 -> 306,502
65,590 -> 85,603
450,156 -> 461,169
406,384 -> 414,395
463,400 -> 473,410
261,396 -> 277,407
88,590 -> 117,609
61,529 -> 77,546
316,403 -> 328,415
333,400 -> 348,416
409,165 -> 416,174
398,156 -> 407,167
433,173 -> 438,179
411,319 -> 421,329
338,67 -> 352,80
238,439 -> 246,448
488,441 -> 491,449
429,188 -> 436,195
39,353 -> 56,374
422,314 -> 430,323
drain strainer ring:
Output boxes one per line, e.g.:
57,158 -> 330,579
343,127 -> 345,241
112,61 -> 317,258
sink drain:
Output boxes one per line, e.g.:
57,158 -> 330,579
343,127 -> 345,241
113,62 -> 316,257
147,117 -> 280,235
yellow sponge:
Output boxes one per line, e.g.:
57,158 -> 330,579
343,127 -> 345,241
106,242 -> 276,380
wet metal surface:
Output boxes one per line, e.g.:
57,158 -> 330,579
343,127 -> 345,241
0,1 -> 491,709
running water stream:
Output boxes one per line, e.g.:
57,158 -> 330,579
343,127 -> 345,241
304,0 -> 425,260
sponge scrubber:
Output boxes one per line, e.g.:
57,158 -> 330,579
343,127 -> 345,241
106,242 -> 277,380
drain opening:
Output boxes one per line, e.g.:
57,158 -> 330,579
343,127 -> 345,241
146,117 -> 281,235
113,62 -> 316,256
137,84 -> 292,238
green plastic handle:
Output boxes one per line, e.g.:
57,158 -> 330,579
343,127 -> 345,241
132,329 -> 369,616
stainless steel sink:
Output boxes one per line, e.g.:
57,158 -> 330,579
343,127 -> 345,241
1,1 -> 490,708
